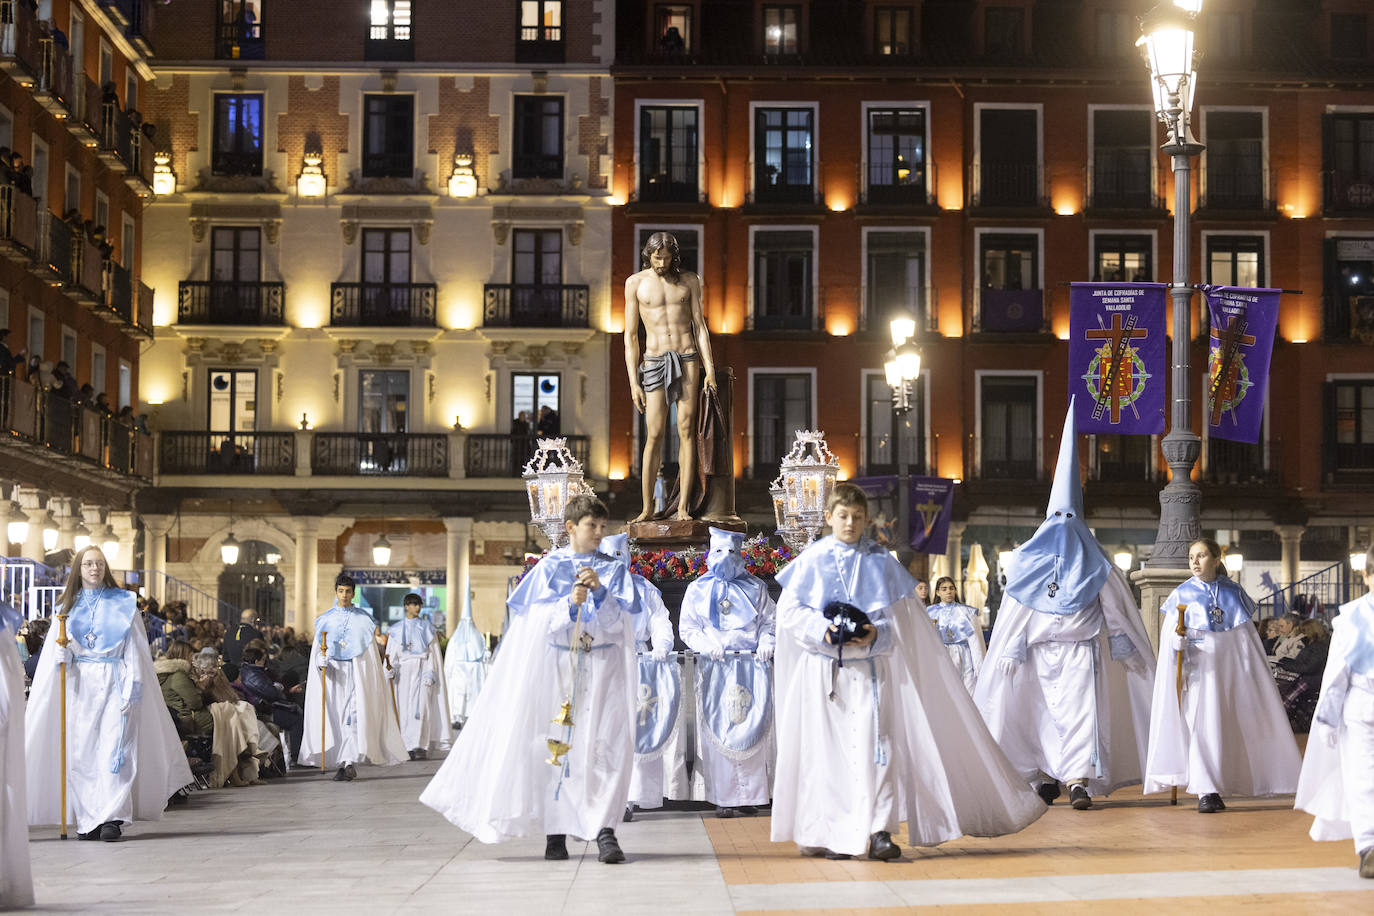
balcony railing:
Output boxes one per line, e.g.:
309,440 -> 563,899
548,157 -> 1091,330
635,169 -> 701,204
0,0 -> 43,79
311,432 -> 448,477
160,430 -> 295,475
178,280 -> 285,325
76,235 -> 104,301
1323,170 -> 1374,214
515,24 -> 564,63
136,281 -> 154,336
0,184 -> 38,255
105,261 -> 133,323
1199,162 -> 1276,213
973,288 -> 1047,334
483,283 -> 589,328
1087,161 -> 1165,210
216,19 -> 265,60
466,434 -> 589,477
970,163 -> 1046,208
861,286 -> 938,334
0,375 -> 152,480
329,282 -> 436,327
38,210 -> 75,285
970,435 -> 1044,480
861,433 -> 928,478
35,33 -> 73,113
1204,438 -> 1281,486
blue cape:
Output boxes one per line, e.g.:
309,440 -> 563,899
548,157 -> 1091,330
1173,575 -> 1255,632
67,587 -> 138,654
775,535 -> 916,616
391,615 -> 435,653
506,545 -> 635,616
314,605 -> 379,661
928,601 -> 978,645
682,527 -> 767,629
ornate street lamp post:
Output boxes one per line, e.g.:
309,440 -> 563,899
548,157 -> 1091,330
884,309 -> 922,562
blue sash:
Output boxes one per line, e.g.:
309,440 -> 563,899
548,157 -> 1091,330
634,655 -> 682,758
696,655 -> 773,759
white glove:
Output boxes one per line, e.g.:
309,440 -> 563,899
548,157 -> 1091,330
1168,632 -> 1186,653
1325,727 -> 1340,749
386,665 -> 399,680
996,657 -> 1019,677
54,645 -> 73,666
421,672 -> 436,687
707,647 -> 725,661
650,646 -> 669,662
756,645 -> 774,663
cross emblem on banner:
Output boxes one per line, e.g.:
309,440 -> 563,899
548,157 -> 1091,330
914,498 -> 943,537
1085,313 -> 1149,424
1208,314 -> 1256,426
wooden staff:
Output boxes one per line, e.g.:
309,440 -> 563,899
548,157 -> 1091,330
1171,603 -> 1188,806
57,611 -> 70,839
319,630 -> 328,773
383,649 -> 400,727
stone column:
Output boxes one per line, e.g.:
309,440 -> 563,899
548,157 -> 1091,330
141,514 -> 174,603
291,517 -> 320,631
443,517 -> 473,636
0,489 -> 12,556
13,486 -> 48,562
1275,524 -> 1304,591
1131,567 -> 1190,654
50,497 -> 81,552
108,510 -> 138,574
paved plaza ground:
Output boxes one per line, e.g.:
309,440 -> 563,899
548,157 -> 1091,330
24,757 -> 1374,914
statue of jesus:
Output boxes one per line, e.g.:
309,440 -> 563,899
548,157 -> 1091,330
624,232 -> 717,522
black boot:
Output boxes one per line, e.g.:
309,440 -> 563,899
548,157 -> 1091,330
1037,781 -> 1062,805
596,828 -> 625,864
1069,785 -> 1093,810
544,834 -> 569,860
99,822 -> 123,842
867,831 -> 900,861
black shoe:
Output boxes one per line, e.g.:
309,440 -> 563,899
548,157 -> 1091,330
739,805 -> 759,816
77,826 -> 101,841
407,750 -> 417,761
1360,847 -> 1374,879
1037,781 -> 1062,805
596,828 -> 625,864
99,822 -> 122,842
343,763 -> 357,780
867,831 -> 900,861
716,806 -> 736,818
414,749 -> 427,760
1069,785 -> 1093,811
544,834 -> 568,861
333,766 -> 349,781
623,805 -> 635,823
824,849 -> 853,860
1197,793 -> 1224,813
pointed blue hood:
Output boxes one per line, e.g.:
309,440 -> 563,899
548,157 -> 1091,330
1004,397 -> 1112,614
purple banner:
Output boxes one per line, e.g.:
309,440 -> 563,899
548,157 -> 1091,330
1068,282 -> 1167,435
1202,286 -> 1280,444
908,476 -> 955,555
980,288 -> 1045,332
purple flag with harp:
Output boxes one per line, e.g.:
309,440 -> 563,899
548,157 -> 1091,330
1068,282 -> 1167,435
1202,285 -> 1280,444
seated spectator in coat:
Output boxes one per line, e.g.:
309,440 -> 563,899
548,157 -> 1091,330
1257,617 -> 1279,655
157,640 -> 213,735
222,609 -> 264,666
1279,620 -> 1331,678
239,643 -> 304,761
1269,613 -> 1306,668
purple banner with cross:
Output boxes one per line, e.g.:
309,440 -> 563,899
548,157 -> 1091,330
908,476 -> 955,555
1202,285 -> 1281,444
1068,282 -> 1167,435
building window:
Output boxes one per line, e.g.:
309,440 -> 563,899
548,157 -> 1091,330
94,191 -> 109,236
208,369 -> 257,432
362,94 -> 414,178
976,107 -> 1039,207
984,6 -> 1025,56
762,5 -> 800,55
122,214 -> 136,268
518,0 -> 565,62
1206,235 -> 1263,288
99,39 -> 112,88
753,230 -> 814,330
866,373 -> 925,475
979,375 -> 1038,478
90,344 -> 105,396
357,228 -> 413,322
510,229 -> 564,324
636,227 -> 699,275
1203,111 -> 1264,210
655,4 -> 692,54
639,106 -> 698,202
212,94 -> 264,176
367,0 -> 413,59
978,233 -> 1044,332
1324,112 -> 1374,213
1091,109 -> 1153,209
513,96 -> 564,180
1093,234 -> 1152,282
1091,434 -> 1155,482
27,311 -> 43,363
1208,10 -> 1244,60
512,373 -> 562,437
1324,238 -> 1374,340
1094,9 -> 1134,57
1331,379 -> 1374,472
867,107 -> 926,204
754,107 -> 814,203
65,166 -> 80,215
753,372 -> 812,476
865,230 -> 926,331
61,326 -> 77,369
1332,13 -> 1368,59
874,6 -> 913,55
358,369 -> 409,435
217,1 -> 264,60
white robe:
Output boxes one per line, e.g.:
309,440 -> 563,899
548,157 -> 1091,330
628,585 -> 689,809
299,613 -> 407,770
1,630 -> 33,908
386,618 -> 454,754
25,607 -> 192,834
975,569 -> 1155,796
1144,599 -> 1301,797
772,591 -> 1045,855
1296,594 -> 1374,853
679,578 -> 777,807
443,616 -> 489,726
929,602 -> 987,694
420,592 -> 636,842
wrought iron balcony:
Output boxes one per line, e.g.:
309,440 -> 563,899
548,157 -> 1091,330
483,283 -> 589,328
0,0 -> 43,82
973,288 -> 1048,334
515,23 -> 564,63
1087,161 -> 1165,211
0,184 -> 38,257
160,430 -> 296,475
1204,438 -> 1282,486
0,375 -> 152,481
968,435 -> 1045,481
466,433 -> 589,478
178,280 -> 285,325
311,433 -> 448,477
968,163 -> 1048,209
329,282 -> 436,327
1324,170 -> 1374,215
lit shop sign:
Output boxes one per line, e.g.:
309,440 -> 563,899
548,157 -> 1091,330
342,568 -> 446,586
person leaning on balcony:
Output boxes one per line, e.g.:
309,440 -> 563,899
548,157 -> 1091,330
0,328 -> 21,376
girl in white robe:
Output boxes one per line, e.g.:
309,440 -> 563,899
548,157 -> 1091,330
1144,538 -> 1301,811
1,602 -> 33,907
1295,569 -> 1374,878
385,596 -> 453,759
927,577 -> 985,694
25,547 -> 192,841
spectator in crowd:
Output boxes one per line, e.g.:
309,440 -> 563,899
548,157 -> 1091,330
157,640 -> 213,735
238,642 -> 303,761
24,356 -> 41,382
222,609 -> 264,667
0,328 -> 22,376
77,383 -> 95,406
50,362 -> 77,400
94,392 -> 112,415
536,404 -> 561,437
1258,617 -> 1279,655
21,618 -> 49,682
1271,614 -> 1305,663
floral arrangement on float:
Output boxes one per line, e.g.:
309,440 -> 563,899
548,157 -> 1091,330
517,535 -> 794,584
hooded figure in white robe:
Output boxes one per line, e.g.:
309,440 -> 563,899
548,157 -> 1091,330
1144,547 -> 1300,806
420,544 -> 637,844
26,585 -> 193,837
1296,588 -> 1374,875
600,534 -> 689,812
974,400 -> 1155,807
299,598 -> 407,776
443,601 -> 489,727
772,515 -> 1046,859
1,603 -> 33,907
385,608 -> 453,757
679,527 -> 777,812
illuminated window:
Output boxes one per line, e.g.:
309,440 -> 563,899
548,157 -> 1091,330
762,5 -> 799,55
370,0 -> 412,40
874,6 -> 912,55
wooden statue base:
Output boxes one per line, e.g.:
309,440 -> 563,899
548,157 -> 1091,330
624,516 -> 747,550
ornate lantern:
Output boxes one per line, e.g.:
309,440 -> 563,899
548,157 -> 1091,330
778,430 -> 840,550
523,437 -> 592,548
769,474 -> 807,553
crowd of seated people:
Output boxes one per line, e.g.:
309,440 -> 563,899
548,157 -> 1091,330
1259,612 -> 1333,734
